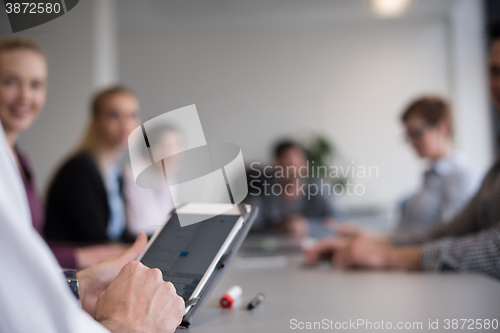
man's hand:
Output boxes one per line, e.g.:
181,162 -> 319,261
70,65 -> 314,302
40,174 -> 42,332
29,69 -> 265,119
333,236 -> 393,268
96,261 -> 185,333
305,235 -> 422,270
77,233 -> 148,318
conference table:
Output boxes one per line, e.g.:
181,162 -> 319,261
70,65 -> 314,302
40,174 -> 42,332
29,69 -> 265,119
180,238 -> 500,333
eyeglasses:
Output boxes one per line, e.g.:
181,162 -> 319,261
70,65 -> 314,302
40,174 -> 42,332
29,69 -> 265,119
404,124 -> 432,142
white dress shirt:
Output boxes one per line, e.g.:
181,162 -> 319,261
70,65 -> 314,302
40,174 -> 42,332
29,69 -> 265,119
0,123 -> 109,332
123,165 -> 176,236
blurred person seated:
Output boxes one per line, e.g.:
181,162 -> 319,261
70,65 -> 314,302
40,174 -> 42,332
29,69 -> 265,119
0,120 -> 184,331
248,140 -> 339,238
305,24 -> 500,280
124,125 -> 183,236
397,96 -> 479,232
0,36 -> 128,269
44,86 -> 140,265
0,37 -> 184,333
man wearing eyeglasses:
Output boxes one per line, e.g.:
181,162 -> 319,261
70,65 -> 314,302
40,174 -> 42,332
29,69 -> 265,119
396,96 -> 479,232
306,23 -> 500,280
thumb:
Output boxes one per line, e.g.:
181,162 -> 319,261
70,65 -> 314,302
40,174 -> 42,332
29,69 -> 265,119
118,232 -> 148,262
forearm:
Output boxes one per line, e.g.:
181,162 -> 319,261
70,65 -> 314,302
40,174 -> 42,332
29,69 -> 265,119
419,225 -> 500,278
386,246 -> 422,271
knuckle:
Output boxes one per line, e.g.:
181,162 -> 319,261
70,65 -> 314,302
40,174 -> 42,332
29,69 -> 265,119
163,281 -> 175,292
124,260 -> 141,272
149,268 -> 163,281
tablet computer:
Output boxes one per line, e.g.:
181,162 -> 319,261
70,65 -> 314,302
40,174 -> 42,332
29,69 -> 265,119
137,203 -> 250,317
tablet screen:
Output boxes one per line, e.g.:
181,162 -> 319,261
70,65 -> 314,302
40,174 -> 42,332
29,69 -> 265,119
140,213 -> 240,301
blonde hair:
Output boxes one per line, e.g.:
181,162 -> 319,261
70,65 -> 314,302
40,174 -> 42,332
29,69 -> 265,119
0,36 -> 45,58
77,85 -> 137,162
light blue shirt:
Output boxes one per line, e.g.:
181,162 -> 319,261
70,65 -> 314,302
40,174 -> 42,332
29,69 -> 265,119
397,153 -> 480,232
105,163 -> 127,240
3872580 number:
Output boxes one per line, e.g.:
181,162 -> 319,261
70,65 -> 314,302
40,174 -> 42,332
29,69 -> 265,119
5,2 -> 61,14
444,319 -> 499,330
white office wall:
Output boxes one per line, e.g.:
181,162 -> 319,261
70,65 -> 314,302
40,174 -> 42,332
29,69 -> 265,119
119,12 -> 471,208
312,20 -> 450,207
448,0 -> 493,177
2,0 -> 491,212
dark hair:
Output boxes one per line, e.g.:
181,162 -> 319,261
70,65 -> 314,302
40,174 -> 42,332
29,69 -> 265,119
401,96 -> 454,138
273,140 -> 306,159
91,85 -> 136,118
488,20 -> 500,44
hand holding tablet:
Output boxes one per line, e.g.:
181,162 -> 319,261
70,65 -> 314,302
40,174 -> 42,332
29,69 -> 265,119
137,203 -> 258,327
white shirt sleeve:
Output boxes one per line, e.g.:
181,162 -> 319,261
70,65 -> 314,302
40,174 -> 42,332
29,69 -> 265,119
0,124 -> 109,333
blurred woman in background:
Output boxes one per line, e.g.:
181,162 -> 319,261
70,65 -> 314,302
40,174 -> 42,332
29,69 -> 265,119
0,36 -> 127,268
44,86 -> 140,266
397,96 -> 479,232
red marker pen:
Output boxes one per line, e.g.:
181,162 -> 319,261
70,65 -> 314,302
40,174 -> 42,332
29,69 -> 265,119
220,285 -> 242,308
